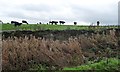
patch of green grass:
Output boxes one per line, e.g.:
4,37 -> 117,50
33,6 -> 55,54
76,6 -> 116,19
63,58 -> 120,71
1,24 -> 118,31
28,58 -> 119,71
1,24 -> 14,30
1,24 -> 90,30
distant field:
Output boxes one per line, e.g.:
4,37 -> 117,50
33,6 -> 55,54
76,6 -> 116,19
0,24 -> 118,31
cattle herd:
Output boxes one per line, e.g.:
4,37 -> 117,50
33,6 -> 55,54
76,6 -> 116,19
1,20 -> 119,29
4,20 -> 67,26
0,19 -> 103,27
1,20 -> 68,26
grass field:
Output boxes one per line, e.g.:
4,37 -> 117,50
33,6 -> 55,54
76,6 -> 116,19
0,24 -> 118,31
63,58 -> 120,71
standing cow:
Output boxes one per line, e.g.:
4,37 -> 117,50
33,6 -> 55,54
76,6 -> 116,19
11,21 -> 22,27
97,21 -> 100,26
59,21 -> 65,25
39,22 -> 42,24
49,21 -> 58,25
74,22 -> 77,25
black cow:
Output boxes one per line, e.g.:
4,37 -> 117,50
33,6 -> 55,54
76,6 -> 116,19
49,21 -> 58,25
11,21 -> 22,27
74,22 -> 77,25
97,21 -> 100,26
59,21 -> 65,25
39,22 -> 42,24
22,20 -> 28,24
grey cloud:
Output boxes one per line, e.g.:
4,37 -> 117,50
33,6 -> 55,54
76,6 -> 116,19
70,4 -> 118,25
21,4 -> 52,12
21,4 -> 64,13
6,12 -> 27,19
1,0 -> 118,25
17,4 -> 76,23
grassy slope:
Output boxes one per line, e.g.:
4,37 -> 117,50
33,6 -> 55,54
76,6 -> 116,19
0,24 -> 118,31
63,58 -> 120,71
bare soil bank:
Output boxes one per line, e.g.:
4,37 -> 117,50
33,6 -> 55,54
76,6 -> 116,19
2,29 -> 120,40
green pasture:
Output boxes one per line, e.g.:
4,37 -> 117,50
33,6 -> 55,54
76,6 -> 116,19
0,24 -> 118,31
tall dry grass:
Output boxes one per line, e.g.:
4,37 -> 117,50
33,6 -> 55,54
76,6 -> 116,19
2,36 -> 84,70
2,30 -> 119,70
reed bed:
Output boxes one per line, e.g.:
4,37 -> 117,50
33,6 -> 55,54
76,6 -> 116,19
2,30 -> 119,70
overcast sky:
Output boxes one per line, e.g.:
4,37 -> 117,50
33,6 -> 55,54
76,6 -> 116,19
0,0 -> 119,25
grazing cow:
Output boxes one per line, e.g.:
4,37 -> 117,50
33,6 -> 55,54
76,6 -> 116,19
22,20 -> 28,24
0,20 -> 3,24
59,21 -> 65,25
11,21 -> 22,27
74,22 -> 77,25
49,21 -> 58,25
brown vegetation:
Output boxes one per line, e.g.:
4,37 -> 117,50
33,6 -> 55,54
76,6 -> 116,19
2,29 -> 120,70
2,36 -> 84,70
